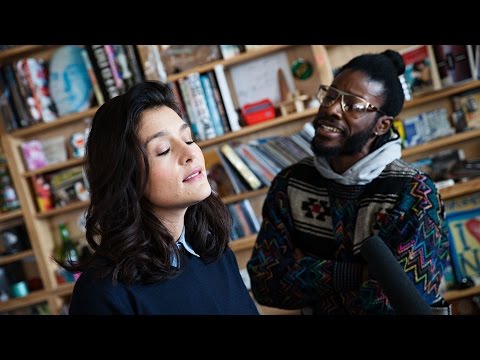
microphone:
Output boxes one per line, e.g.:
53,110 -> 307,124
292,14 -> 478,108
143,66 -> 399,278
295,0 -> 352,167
360,235 -> 433,315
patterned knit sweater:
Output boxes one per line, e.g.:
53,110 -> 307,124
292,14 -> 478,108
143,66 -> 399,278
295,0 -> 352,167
247,157 -> 450,315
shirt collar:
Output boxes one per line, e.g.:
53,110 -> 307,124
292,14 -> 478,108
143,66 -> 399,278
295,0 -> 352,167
171,227 -> 200,267
177,226 -> 200,257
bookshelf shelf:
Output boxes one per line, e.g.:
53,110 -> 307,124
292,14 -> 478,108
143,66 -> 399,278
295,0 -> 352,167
199,107 -> 317,149
0,208 -> 23,222
222,188 -> 268,205
167,45 -> 290,82
402,127 -> 480,159
230,234 -> 257,252
439,177 -> 480,200
23,157 -> 85,177
9,107 -> 99,139
0,249 -> 34,266
0,289 -> 49,313
403,80 -> 480,109
36,200 -> 89,219
443,285 -> 480,302
0,45 -> 59,63
50,282 -> 75,297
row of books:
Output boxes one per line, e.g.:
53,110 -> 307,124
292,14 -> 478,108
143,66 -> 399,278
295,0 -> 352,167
171,67 -> 241,141
395,107 -> 455,148
0,45 -> 145,132
0,58 -> 57,131
83,45 -> 145,104
207,122 -> 314,196
228,200 -> 260,241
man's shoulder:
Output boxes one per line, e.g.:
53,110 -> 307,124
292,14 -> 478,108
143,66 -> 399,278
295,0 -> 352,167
383,159 -> 423,178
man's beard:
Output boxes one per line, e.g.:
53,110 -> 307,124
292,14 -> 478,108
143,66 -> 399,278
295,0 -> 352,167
311,121 -> 376,159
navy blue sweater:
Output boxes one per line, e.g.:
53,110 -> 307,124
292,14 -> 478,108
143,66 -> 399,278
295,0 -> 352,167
69,248 -> 259,315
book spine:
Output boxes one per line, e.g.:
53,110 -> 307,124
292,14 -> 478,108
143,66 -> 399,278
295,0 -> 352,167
81,48 -> 105,106
0,66 -> 20,131
214,148 -> 246,194
104,45 -> 126,94
15,60 -> 42,124
186,72 -> 216,140
239,199 -> 260,233
200,73 -> 225,137
112,45 -> 134,89
123,45 -> 145,84
213,64 -> 240,131
84,45 -> 120,100
233,143 -> 271,186
2,64 -> 32,127
206,71 -> 231,133
220,143 -> 262,190
170,81 -> 189,123
25,58 -> 58,122
177,77 -> 203,140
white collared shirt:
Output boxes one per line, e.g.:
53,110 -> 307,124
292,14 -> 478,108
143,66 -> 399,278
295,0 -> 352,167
171,226 -> 199,267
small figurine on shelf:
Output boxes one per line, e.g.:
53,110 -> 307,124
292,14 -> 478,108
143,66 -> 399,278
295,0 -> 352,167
277,90 -> 310,116
276,68 -> 310,116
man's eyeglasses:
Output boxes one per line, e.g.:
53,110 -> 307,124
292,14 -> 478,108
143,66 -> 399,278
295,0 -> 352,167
316,85 -> 385,119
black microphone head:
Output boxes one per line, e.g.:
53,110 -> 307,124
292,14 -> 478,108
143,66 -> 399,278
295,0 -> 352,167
360,235 -> 433,315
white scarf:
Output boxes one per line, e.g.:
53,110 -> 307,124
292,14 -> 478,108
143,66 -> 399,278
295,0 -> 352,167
313,137 -> 402,185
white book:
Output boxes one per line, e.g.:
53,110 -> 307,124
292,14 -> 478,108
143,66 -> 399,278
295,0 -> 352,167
213,64 -> 240,132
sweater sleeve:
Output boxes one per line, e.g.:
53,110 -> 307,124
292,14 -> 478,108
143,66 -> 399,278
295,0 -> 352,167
247,170 -> 363,310
375,173 -> 450,305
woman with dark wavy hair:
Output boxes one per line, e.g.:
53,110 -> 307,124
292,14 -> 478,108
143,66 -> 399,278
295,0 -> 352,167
65,81 -> 258,315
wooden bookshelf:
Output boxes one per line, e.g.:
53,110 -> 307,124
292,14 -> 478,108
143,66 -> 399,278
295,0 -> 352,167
23,157 -> 85,177
36,200 -> 89,219
230,234 -> 256,252
0,249 -> 34,266
0,209 -> 23,222
403,80 -> 480,109
167,45 -> 290,82
50,282 -> 75,297
0,45 -> 58,63
222,188 -> 268,205
10,107 -> 99,139
0,289 -> 49,313
439,178 -> 480,200
402,127 -> 480,159
199,107 -> 317,149
443,285 -> 480,302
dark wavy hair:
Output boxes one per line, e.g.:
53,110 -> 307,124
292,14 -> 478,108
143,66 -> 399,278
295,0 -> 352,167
60,81 -> 231,284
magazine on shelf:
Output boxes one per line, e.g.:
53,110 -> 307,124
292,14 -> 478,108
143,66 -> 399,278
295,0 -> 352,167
400,45 -> 441,96
444,192 -> 480,285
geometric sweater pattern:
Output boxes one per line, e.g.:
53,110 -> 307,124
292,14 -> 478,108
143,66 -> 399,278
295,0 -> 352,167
247,157 -> 450,314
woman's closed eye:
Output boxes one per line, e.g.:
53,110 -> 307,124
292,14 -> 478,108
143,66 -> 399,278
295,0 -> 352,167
157,148 -> 170,156
157,140 -> 194,156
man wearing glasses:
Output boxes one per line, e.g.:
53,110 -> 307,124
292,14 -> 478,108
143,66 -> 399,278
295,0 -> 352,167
247,50 -> 450,315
